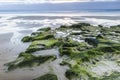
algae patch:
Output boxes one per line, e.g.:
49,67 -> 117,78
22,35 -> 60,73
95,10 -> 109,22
33,73 -> 58,80
6,52 -> 56,71
6,24 -> 120,80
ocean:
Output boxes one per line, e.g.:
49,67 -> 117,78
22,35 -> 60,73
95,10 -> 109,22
0,2 -> 120,15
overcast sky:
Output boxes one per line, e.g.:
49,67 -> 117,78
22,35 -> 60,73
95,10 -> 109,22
0,0 -> 119,3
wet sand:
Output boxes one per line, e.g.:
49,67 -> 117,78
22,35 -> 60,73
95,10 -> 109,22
0,32 -> 68,80
0,59 -> 68,80
0,32 -> 34,80
0,34 -> 68,80
0,15 -> 70,80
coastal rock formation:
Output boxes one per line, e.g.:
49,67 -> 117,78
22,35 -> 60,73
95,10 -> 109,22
33,74 -> 58,80
6,23 -> 120,80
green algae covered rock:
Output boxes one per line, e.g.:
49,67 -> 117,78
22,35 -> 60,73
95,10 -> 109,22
37,27 -> 51,32
85,38 -> 99,47
6,52 -> 56,71
33,74 -> 58,80
6,23 -> 120,80
65,69 -> 78,80
89,72 -> 120,80
22,27 -> 54,42
70,23 -> 91,29
25,45 -> 44,53
58,39 -> 81,56
32,34 -> 54,41
96,34 -> 104,39
100,72 -> 120,80
26,39 -> 58,53
65,64 -> 93,80
22,36 -> 32,42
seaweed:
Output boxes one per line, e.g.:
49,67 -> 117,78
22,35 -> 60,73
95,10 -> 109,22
33,74 -> 58,80
6,52 -> 56,71
6,22 -> 120,80
100,72 -> 120,80
26,39 -> 58,53
22,36 -> 32,42
32,34 -> 54,41
37,27 -> 51,32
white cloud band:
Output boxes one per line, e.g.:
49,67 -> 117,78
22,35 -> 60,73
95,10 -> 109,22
0,0 -> 118,3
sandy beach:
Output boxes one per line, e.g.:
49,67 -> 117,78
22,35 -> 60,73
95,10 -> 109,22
0,15 -> 120,80
0,0 -> 120,80
0,15 -> 73,80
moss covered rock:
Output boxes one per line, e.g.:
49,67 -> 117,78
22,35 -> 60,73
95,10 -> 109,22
37,27 -> 51,32
22,36 -> 32,42
6,52 -> 56,71
26,39 -> 58,53
100,72 -> 120,80
33,74 -> 58,80
32,34 -> 55,41
6,22 -> 120,80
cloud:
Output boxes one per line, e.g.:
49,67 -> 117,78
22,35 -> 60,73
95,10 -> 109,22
0,0 -> 119,4
0,0 -> 88,3
94,0 -> 118,1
